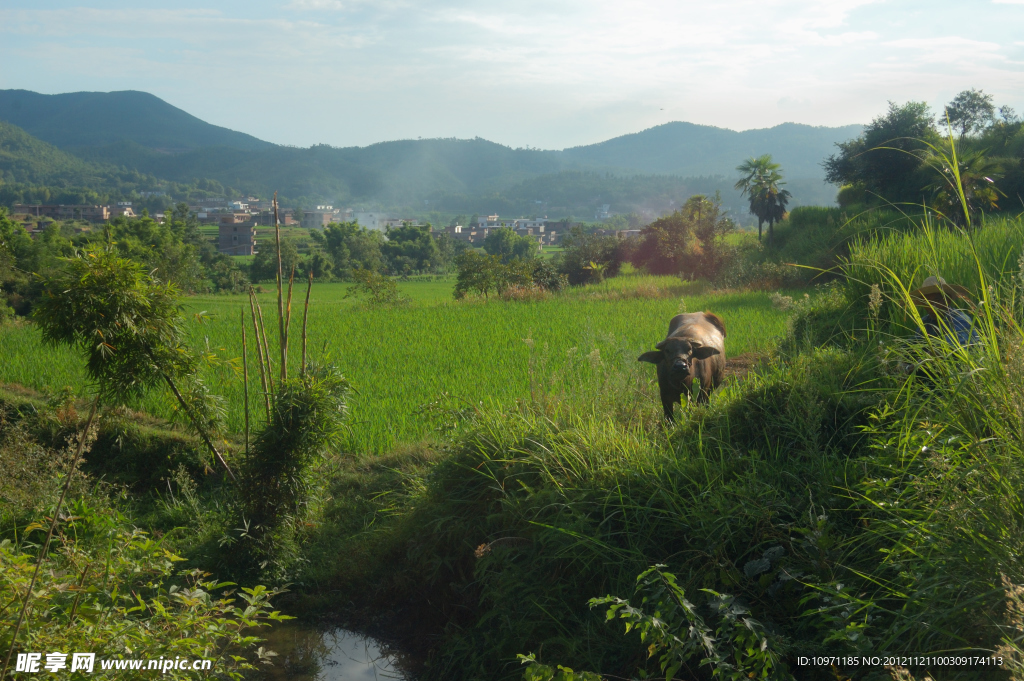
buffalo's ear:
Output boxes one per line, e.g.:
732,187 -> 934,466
691,345 -> 720,360
637,350 -> 664,364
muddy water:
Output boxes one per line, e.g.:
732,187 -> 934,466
253,622 -> 411,681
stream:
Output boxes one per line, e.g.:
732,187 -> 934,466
252,621 -> 411,681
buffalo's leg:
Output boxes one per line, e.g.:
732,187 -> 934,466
660,389 -> 680,422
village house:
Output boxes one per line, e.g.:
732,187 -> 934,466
112,202 -> 136,218
302,205 -> 354,228
354,211 -> 386,231
13,204 -> 112,222
218,213 -> 258,255
465,214 -> 560,246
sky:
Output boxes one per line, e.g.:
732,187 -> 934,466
1,0 -> 1022,150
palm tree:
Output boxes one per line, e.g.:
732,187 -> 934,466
761,184 -> 791,247
735,155 -> 789,245
925,146 -> 1002,226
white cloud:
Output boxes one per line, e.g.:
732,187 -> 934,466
286,0 -> 346,8
0,0 -> 1021,149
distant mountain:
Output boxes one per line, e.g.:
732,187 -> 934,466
75,137 -> 567,204
0,90 -> 273,153
0,119 -> 164,204
0,89 -> 862,215
561,121 -> 863,178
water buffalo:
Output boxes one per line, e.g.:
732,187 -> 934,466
638,312 -> 726,420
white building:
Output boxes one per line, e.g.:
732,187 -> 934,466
354,211 -> 386,231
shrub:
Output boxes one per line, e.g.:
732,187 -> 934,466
0,528 -> 287,680
346,267 -> 406,306
232,362 -> 350,580
500,284 -> 550,302
484,227 -> 538,263
455,252 -> 567,299
631,194 -> 734,280
555,227 -> 626,285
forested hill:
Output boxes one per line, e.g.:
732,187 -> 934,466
0,90 -> 273,152
562,121 -> 864,178
0,89 -> 860,212
0,120 -> 165,205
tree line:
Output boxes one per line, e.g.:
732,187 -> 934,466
0,204 -> 249,319
824,88 -> 1023,222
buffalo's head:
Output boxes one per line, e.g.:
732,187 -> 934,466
638,338 -> 720,381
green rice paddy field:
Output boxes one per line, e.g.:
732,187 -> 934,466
0,275 -> 790,453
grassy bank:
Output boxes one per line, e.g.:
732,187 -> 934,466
303,273 -> 1024,680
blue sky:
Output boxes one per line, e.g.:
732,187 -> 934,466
1,0 -> 1022,149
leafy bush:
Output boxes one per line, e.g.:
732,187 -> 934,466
555,227 -> 626,285
232,362 -> 350,580
588,565 -> 790,680
484,227 -> 538,262
631,194 -> 734,280
0,527 -> 287,680
345,267 -> 407,306
454,251 -> 566,299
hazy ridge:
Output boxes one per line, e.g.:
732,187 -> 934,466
0,89 -> 861,217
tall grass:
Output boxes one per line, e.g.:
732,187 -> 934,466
843,215 -> 1024,297
771,205 -> 918,269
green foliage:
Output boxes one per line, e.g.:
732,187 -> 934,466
735,155 -> 791,244
518,655 -> 603,681
824,92 -> 1024,219
484,227 -> 538,263
455,250 -> 568,299
0,527 -> 288,680
454,249 -> 504,299
631,193 -> 734,279
944,88 -> 996,140
250,237 -> 301,283
555,227 -> 626,285
591,566 -> 790,680
345,267 -> 406,306
824,100 -> 938,205
382,223 -> 440,275
924,143 -> 1004,224
310,221 -> 385,278
33,248 -> 195,401
233,362 -> 350,580
0,206 -> 248,316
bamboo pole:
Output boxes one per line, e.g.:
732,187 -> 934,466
253,289 -> 275,392
283,265 -> 295,379
242,307 -> 250,457
273,193 -> 286,381
160,370 -> 236,481
301,269 -> 313,376
248,290 -> 272,420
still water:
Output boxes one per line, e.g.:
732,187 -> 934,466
253,622 -> 411,681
